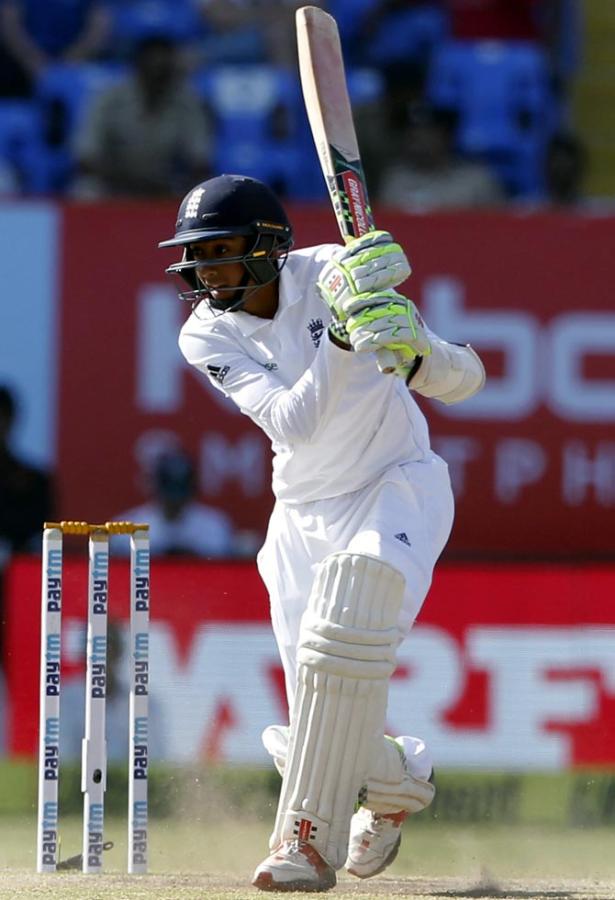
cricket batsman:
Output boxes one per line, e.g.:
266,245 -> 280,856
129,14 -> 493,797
160,174 -> 485,892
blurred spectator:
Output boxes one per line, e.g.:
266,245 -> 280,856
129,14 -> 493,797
334,0 -> 448,86
446,0 -> 581,108
517,131 -> 615,213
0,385 -> 54,659
326,3 -> 447,196
114,449 -> 237,558
196,0 -> 302,67
106,0 -> 204,62
353,58 -> 428,197
0,384 -> 54,558
196,1 -> 268,65
516,130 -> 594,211
0,0 -> 111,98
0,160 -> 19,194
72,33 -> 211,198
377,102 -> 504,211
549,0 -> 582,112
60,619 -> 166,761
543,130 -> 587,207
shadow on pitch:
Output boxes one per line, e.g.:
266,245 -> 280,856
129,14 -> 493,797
430,870 -> 582,900
433,886 -> 579,899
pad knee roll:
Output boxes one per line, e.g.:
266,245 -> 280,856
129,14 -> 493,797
297,551 -> 404,681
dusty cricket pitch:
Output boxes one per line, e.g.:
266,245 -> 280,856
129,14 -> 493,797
2,816 -> 614,899
0,871 -> 613,900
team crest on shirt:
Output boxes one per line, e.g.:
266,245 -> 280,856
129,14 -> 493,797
206,363 -> 230,384
260,361 -> 279,371
307,318 -> 324,348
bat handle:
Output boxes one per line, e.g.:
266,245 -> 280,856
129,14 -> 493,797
376,348 -> 399,375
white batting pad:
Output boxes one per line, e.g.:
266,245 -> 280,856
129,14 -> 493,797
262,724 -> 287,777
262,727 -> 435,816
365,735 -> 435,814
270,552 -> 404,869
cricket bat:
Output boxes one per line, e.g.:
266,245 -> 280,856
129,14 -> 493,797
295,4 -> 398,373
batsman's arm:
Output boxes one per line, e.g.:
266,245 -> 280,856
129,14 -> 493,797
345,293 -> 486,404
405,335 -> 486,405
179,328 -> 352,445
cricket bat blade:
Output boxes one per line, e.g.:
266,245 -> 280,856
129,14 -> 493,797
296,5 -> 398,374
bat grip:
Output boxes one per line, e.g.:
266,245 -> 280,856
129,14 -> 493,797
376,348 -> 399,374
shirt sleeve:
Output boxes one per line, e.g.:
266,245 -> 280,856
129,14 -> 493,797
179,328 -> 352,446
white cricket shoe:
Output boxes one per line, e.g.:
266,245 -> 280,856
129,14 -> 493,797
345,807 -> 407,879
252,840 -> 336,893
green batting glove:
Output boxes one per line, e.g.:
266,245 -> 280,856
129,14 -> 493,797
346,291 -> 431,359
317,231 -> 411,321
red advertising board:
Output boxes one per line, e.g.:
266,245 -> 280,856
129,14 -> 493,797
54,206 -> 615,559
6,557 -> 615,769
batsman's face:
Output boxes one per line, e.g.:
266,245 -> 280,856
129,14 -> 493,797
190,236 -> 252,303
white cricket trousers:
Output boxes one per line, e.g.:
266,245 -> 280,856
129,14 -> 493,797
257,452 -> 455,710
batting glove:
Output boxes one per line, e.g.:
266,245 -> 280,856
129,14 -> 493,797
316,231 -> 411,321
328,318 -> 353,351
346,290 -> 431,361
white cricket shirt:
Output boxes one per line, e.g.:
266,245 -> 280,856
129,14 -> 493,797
179,244 -> 432,504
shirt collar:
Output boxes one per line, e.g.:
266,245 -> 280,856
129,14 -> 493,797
228,260 -> 302,337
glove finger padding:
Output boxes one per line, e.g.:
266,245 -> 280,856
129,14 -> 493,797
317,230 -> 411,320
348,294 -> 431,359
342,287 -> 402,319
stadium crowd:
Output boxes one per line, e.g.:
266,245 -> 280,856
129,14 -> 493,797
0,1 -> 586,205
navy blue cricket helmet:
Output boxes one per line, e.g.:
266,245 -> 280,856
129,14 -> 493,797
159,174 -> 293,312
